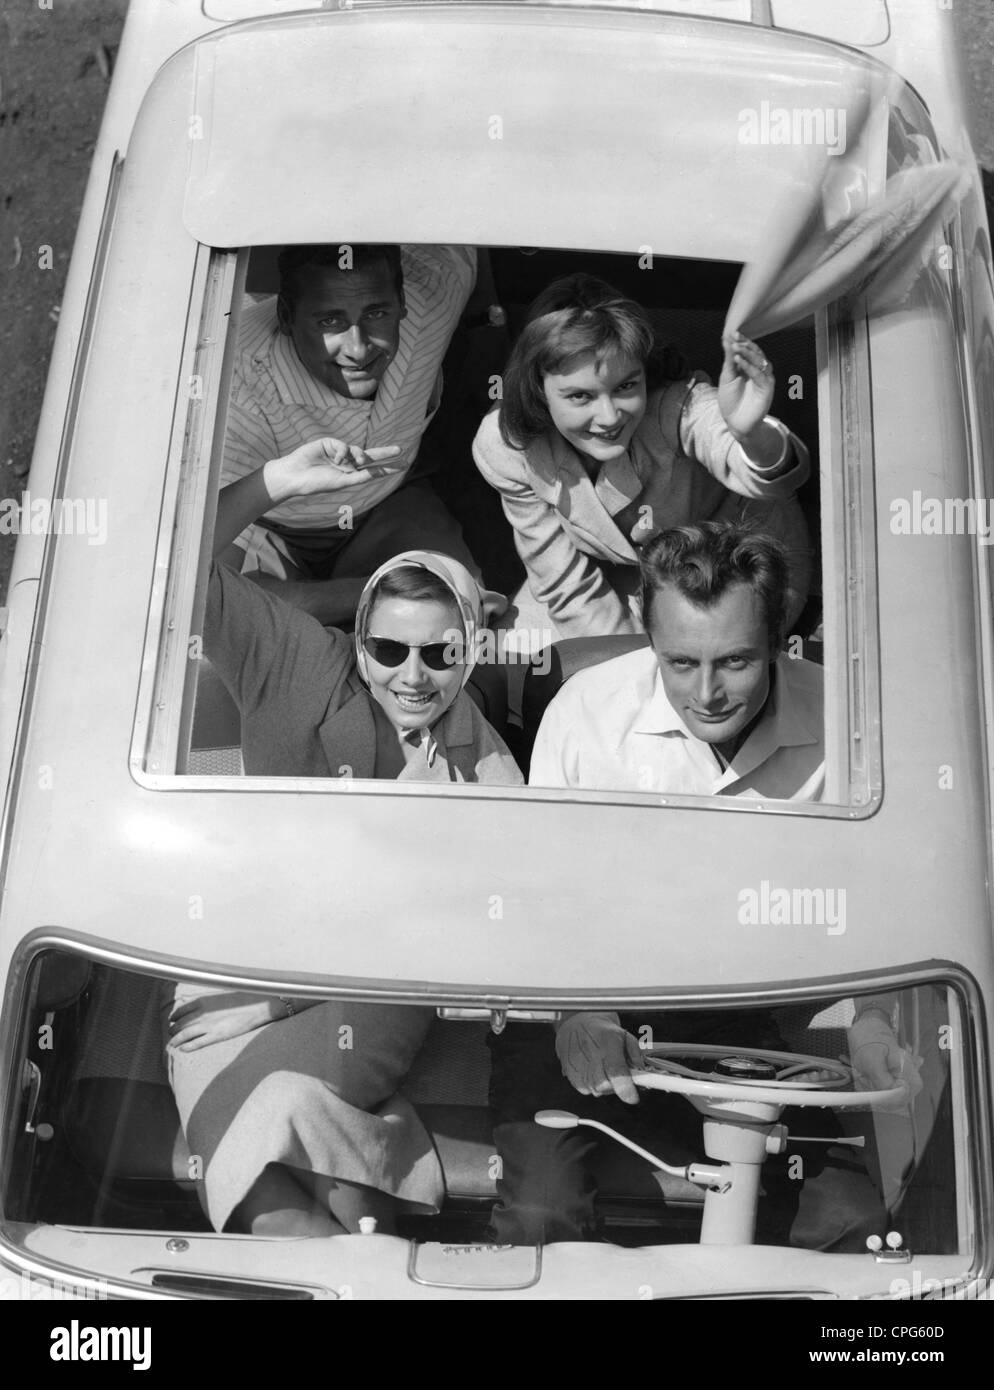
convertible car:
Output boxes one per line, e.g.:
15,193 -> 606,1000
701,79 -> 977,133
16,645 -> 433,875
0,0 -> 992,1299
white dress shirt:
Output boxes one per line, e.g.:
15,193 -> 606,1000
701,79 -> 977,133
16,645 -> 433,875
529,647 -> 824,800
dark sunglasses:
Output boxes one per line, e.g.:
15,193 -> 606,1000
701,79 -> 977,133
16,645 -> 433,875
363,634 -> 465,671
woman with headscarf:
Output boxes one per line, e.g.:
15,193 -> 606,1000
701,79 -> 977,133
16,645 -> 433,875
165,437 -> 522,1238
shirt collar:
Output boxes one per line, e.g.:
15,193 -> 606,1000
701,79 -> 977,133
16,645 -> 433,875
632,656 -> 822,759
633,668 -> 689,737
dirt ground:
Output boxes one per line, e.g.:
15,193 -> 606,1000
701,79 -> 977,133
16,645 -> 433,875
0,0 -> 128,601
1,0 -> 994,605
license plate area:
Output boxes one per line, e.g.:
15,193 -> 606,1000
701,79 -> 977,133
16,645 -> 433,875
407,1242 -> 540,1290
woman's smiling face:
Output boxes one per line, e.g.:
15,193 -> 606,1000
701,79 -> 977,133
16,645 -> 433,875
542,351 -> 647,463
363,596 -> 465,734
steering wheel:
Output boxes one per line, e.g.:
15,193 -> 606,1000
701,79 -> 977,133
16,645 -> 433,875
634,1042 -> 908,1110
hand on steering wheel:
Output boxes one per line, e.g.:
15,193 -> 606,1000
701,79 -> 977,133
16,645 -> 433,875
555,1013 -> 644,1105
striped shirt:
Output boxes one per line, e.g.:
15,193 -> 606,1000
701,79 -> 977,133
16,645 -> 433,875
222,245 -> 476,550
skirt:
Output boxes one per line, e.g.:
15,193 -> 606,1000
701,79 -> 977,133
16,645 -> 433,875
164,986 -> 442,1232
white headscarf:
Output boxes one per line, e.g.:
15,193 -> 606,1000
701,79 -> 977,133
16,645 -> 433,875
354,550 -> 485,693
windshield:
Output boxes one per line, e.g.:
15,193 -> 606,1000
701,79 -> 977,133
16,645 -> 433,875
1,948 -> 979,1299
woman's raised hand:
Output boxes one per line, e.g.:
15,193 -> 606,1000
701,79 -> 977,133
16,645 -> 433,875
264,437 -> 404,503
718,331 -> 776,440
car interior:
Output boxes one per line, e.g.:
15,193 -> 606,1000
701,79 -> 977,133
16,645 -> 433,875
6,950 -> 960,1254
183,245 -> 824,780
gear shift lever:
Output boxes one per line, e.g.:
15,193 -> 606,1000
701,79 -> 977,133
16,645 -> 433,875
534,1109 -> 731,1193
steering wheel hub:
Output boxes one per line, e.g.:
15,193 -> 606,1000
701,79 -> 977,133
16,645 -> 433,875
633,1042 -> 909,1113
713,1055 -> 779,1081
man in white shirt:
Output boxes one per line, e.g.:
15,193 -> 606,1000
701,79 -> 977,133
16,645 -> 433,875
488,524 -> 916,1248
219,243 -> 479,623
529,523 -> 824,798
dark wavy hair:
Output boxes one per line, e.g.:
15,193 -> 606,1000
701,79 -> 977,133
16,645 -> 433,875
639,522 -> 789,653
499,273 -> 685,449
277,243 -> 404,312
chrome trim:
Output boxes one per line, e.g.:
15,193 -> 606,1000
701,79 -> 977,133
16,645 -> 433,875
137,1267 -> 327,1299
661,1288 -> 840,1300
947,204 -> 994,952
130,246 -> 243,781
129,766 -> 880,820
406,1240 -> 542,1291
833,305 -> 883,814
4,927 -> 989,1021
0,1244 -> 174,1303
438,1006 -> 562,1026
21,1060 -> 41,1135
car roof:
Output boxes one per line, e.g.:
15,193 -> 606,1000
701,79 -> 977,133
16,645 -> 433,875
172,6 -> 928,258
0,0 -> 989,999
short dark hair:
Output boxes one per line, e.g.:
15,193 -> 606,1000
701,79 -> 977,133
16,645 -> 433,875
367,566 -> 462,631
277,243 -> 404,310
639,522 -> 788,652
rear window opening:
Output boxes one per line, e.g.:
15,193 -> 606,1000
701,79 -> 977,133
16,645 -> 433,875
132,242 -> 877,813
2,948 -> 974,1276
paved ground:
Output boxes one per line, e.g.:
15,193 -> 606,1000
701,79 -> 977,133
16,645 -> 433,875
2,0 -> 994,603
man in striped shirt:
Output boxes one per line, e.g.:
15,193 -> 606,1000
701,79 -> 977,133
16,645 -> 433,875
219,243 -> 479,623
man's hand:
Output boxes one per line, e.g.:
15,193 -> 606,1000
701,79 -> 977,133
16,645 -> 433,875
263,437 -> 404,503
555,1012 -> 643,1105
848,1012 -> 923,1100
214,439 -> 405,558
167,992 -> 283,1052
